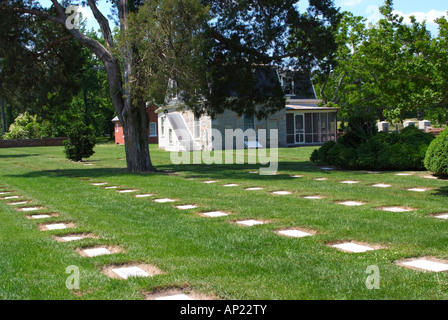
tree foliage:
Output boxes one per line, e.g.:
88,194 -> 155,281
316,0 -> 448,125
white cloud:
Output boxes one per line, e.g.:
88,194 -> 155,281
392,9 -> 447,26
340,0 -> 363,6
365,5 -> 381,25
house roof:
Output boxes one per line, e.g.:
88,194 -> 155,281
111,116 -> 119,122
286,99 -> 338,112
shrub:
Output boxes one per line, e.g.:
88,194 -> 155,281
4,112 -> 48,140
311,125 -> 434,171
424,128 -> 448,176
63,122 -> 96,162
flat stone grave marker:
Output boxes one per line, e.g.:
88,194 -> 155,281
1,196 -> 21,200
434,213 -> 448,220
28,214 -> 52,219
395,173 -> 412,176
62,235 -> 85,242
302,195 -> 325,200
112,266 -> 150,279
117,189 -> 138,193
397,258 -> 448,272
291,175 -> 304,178
91,182 -> 108,186
244,187 -> 264,191
135,194 -> 154,198
105,186 -> 119,189
0,191 -> 12,195
17,207 -> 44,212
276,229 -> 314,238
236,219 -> 265,227
371,184 -> 391,188
314,178 -> 328,181
407,188 -> 429,192
336,201 -> 365,207
378,206 -> 414,213
331,242 -> 376,253
103,264 -> 163,279
53,233 -> 96,242
340,180 -> 360,184
45,223 -> 68,230
271,191 -> 292,195
202,211 -> 229,217
175,204 -> 198,210
153,198 -> 176,203
203,180 -> 218,184
6,201 -> 30,206
223,183 -> 239,187
82,247 -> 111,257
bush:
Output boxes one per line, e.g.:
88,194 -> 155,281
311,125 -> 434,171
63,122 -> 96,162
424,128 -> 448,176
4,112 -> 51,140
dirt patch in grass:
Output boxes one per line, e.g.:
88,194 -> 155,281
144,286 -> 218,300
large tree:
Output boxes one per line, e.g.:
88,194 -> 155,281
1,0 -> 341,172
316,0 -> 448,125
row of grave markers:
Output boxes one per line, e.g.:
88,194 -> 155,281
83,170 -> 448,273
0,183 -> 199,300
1,165 -> 448,298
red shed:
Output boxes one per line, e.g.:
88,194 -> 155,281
112,105 -> 159,145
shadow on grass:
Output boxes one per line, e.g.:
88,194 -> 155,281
0,153 -> 40,158
3,159 -> 337,182
432,186 -> 448,197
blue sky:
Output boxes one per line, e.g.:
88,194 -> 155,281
39,0 -> 447,36
334,0 -> 447,36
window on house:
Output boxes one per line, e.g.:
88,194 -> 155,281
168,129 -> 173,145
194,114 -> 200,139
161,117 -> 165,136
282,77 -> 293,95
243,113 -> 255,131
115,123 -> 119,133
149,122 -> 157,137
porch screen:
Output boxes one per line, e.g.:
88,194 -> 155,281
287,112 -> 337,144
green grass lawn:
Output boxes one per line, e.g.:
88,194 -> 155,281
0,144 -> 448,300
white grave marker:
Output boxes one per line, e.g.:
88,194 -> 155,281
236,220 -> 264,226
400,258 -> 448,272
83,247 -> 111,257
332,242 -> 375,253
278,229 -> 312,238
112,266 -> 150,279
202,211 -> 228,217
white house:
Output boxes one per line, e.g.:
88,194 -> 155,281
156,69 -> 338,152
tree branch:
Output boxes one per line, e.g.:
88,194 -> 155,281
86,0 -> 114,49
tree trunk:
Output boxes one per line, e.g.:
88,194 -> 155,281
121,100 -> 156,172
